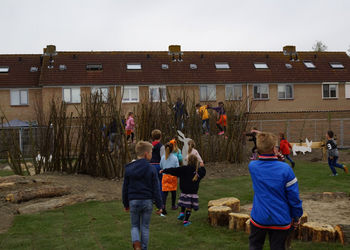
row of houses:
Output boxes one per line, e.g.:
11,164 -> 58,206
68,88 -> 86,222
0,45 -> 350,124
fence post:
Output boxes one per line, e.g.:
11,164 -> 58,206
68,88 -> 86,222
19,128 -> 23,152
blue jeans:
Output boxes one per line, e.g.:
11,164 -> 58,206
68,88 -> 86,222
129,199 -> 153,250
328,156 -> 344,175
202,119 -> 210,134
284,154 -> 294,164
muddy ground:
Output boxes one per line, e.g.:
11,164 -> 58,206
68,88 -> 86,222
0,149 -> 349,234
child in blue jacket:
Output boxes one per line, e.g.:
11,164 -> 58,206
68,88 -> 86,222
248,132 -> 303,250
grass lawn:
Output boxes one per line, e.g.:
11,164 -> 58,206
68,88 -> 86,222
0,170 -> 14,177
0,160 -> 349,249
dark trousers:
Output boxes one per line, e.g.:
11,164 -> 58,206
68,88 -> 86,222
249,223 -> 290,250
328,156 -> 344,175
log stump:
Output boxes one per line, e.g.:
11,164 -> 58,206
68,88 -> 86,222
295,212 -> 308,239
208,206 -> 232,226
245,219 -> 251,234
334,224 -> 350,245
208,197 -> 240,212
228,213 -> 250,232
300,222 -> 336,242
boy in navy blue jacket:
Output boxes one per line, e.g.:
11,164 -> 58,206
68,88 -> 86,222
248,132 -> 303,250
122,141 -> 163,250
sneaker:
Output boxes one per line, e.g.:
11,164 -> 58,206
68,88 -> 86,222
162,209 -> 167,215
344,165 -> 348,174
160,213 -> 166,217
171,206 -> 178,210
183,221 -> 192,227
329,173 -> 338,176
218,131 -> 224,135
177,213 -> 185,220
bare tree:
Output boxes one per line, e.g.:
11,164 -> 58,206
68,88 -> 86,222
312,41 -> 328,52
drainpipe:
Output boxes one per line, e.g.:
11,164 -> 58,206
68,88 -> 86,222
246,83 -> 250,112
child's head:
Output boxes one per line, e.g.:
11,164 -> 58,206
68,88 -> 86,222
279,132 -> 285,139
164,142 -> 174,160
326,130 -> 334,139
169,138 -> 178,152
195,103 -> 201,109
128,112 -> 134,117
188,139 -> 196,154
218,101 -> 224,107
188,154 -> 200,181
135,141 -> 153,160
256,132 -> 277,154
151,129 -> 162,141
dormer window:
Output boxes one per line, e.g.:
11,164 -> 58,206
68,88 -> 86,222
59,64 -> 67,71
127,63 -> 142,70
254,63 -> 269,69
0,66 -> 9,73
161,64 -> 169,70
190,64 -> 197,69
86,64 -> 103,71
303,61 -> 316,69
329,62 -> 344,69
215,62 -> 230,70
30,67 -> 38,72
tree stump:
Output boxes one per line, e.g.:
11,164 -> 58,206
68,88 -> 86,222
208,197 -> 240,212
334,224 -> 350,245
300,222 -> 335,242
6,186 -> 71,203
208,206 -> 232,226
295,212 -> 308,239
228,213 -> 250,231
245,219 -> 251,234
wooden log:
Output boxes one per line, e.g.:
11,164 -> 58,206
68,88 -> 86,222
6,186 -> 71,203
208,206 -> 232,226
334,224 -> 350,245
0,182 -> 15,188
300,222 -> 335,242
228,213 -> 250,231
208,197 -> 240,212
0,175 -> 26,184
295,212 -> 308,239
17,193 -> 97,214
245,219 -> 251,234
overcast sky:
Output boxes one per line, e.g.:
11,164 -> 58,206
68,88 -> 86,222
1,0 -> 349,54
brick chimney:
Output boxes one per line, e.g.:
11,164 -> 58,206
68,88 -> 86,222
168,45 -> 183,62
283,45 -> 296,55
43,45 -> 57,56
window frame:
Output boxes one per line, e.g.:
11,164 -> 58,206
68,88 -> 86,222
86,64 -> 103,71
254,62 -> 269,69
346,83 -> 350,99
127,63 -> 142,70
329,62 -> 344,69
225,84 -> 242,101
253,84 -> 269,100
0,66 -> 9,73
322,83 -> 338,99
278,84 -> 294,100
62,87 -> 81,103
190,64 -> 198,69
303,61 -> 316,69
200,85 -> 216,102
91,87 -> 109,102
122,86 -> 140,103
149,85 -> 167,102
10,89 -> 29,106
215,62 -> 230,70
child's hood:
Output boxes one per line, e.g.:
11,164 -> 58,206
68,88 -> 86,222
125,159 -> 152,179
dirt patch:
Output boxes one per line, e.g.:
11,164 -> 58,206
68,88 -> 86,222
240,192 -> 350,227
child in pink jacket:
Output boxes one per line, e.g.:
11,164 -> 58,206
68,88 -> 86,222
126,112 -> 135,143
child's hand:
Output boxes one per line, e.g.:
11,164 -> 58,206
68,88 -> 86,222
159,170 -> 163,174
329,156 -> 334,160
292,218 -> 300,228
200,162 -> 204,167
124,207 -> 130,212
156,208 -> 163,215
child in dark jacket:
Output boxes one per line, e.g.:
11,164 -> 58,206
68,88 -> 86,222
326,130 -> 348,176
161,154 -> 206,227
122,141 -> 162,250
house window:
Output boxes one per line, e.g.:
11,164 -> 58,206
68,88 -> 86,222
215,62 -> 230,70
190,64 -> 197,69
10,89 -> 28,106
0,66 -> 9,73
59,65 -> 67,71
285,63 -> 293,69
346,83 -> 350,98
86,64 -> 102,71
122,86 -> 139,103
200,85 -> 216,101
161,64 -> 169,70
225,85 -> 242,100
149,86 -> 166,102
322,83 -> 338,99
30,67 -> 38,72
278,84 -> 294,99
303,61 -> 316,69
127,63 -> 142,70
329,62 -> 344,69
91,87 -> 109,102
63,87 -> 81,103
253,84 -> 269,100
254,63 -> 269,69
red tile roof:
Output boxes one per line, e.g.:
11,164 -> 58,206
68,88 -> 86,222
39,51 -> 350,86
0,55 -> 41,88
